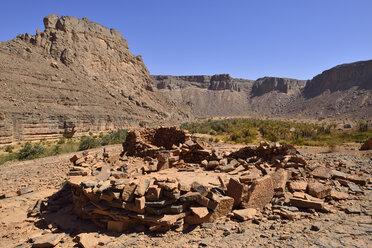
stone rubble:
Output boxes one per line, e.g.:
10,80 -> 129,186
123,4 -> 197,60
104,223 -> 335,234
62,127 -> 371,234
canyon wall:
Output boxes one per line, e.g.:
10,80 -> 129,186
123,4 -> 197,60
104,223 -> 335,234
0,15 -> 191,144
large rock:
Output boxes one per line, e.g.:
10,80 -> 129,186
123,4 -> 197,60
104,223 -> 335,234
242,175 -> 275,210
360,138 -> 372,150
226,178 -> 244,207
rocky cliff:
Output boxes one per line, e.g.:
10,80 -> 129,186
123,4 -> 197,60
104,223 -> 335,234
0,15 -> 191,144
152,60 -> 372,120
303,60 -> 372,98
252,77 -> 306,96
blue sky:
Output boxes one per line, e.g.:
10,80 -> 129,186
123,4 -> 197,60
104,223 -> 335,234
1,0 -> 371,80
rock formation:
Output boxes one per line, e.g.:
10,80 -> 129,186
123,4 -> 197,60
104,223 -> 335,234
251,77 -> 306,96
152,60 -> 372,120
304,60 -> 372,98
0,15 -> 192,144
61,127 -> 369,233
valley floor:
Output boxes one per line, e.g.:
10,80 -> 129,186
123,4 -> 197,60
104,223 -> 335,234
0,144 -> 371,248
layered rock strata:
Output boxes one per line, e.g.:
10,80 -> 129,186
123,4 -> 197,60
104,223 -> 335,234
0,15 -> 191,144
152,60 -> 372,119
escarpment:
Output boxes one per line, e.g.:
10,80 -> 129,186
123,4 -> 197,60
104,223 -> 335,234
303,60 -> 372,98
0,15 -> 192,144
152,60 -> 372,120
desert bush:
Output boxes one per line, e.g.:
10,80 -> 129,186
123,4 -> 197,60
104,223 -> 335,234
17,143 -> 45,160
51,145 -> 62,155
358,121 -> 369,132
180,118 -> 370,146
4,145 -> 14,153
100,129 -> 127,145
57,137 -> 66,144
79,137 -> 100,151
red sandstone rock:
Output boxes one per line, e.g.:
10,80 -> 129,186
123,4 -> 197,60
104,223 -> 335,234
307,182 -> 331,199
242,175 -> 274,210
226,178 -> 244,207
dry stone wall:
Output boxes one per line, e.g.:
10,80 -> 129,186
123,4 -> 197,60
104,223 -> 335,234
65,127 -> 370,233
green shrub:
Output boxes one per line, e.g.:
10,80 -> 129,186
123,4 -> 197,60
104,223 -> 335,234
57,137 -> 66,144
51,145 -> 62,155
358,122 -> 369,132
79,137 -> 100,151
17,143 -> 45,160
4,145 -> 14,153
100,129 -> 128,146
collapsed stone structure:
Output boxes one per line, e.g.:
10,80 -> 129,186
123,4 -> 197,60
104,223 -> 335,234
66,127 -> 369,233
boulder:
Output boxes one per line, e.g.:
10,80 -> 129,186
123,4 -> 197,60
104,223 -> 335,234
226,178 -> 244,207
360,138 -> 372,150
242,175 -> 274,210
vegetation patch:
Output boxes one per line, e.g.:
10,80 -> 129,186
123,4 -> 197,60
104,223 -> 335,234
0,129 -> 127,165
181,118 -> 371,146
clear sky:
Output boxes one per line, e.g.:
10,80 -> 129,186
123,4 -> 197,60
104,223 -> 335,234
1,0 -> 371,80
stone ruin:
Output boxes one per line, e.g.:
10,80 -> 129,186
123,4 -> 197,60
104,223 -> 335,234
66,127 -> 369,233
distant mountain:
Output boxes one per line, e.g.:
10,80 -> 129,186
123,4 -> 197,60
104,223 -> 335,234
152,60 -> 372,120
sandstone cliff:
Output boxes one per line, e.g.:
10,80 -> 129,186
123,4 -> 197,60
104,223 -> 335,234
152,60 -> 372,120
0,15 -> 191,144
304,60 -> 372,98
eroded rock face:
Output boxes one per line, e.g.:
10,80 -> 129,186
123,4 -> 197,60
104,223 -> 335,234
0,15 -> 191,144
251,77 -> 306,96
304,60 -> 372,98
151,60 -> 372,120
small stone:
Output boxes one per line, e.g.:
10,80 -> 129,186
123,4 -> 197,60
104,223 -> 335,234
288,181 -> 308,192
145,185 -> 162,201
31,233 -> 64,247
191,181 -> 208,196
347,182 -> 363,193
239,172 -> 261,184
17,187 -> 33,196
207,160 -> 219,169
307,182 -> 331,199
107,220 -> 133,232
180,192 -> 202,202
310,224 -> 320,231
232,208 -> 257,221
76,233 -> 98,248
96,166 -> 111,181
190,207 -> 209,218
135,178 -> 150,196
330,190 -> 348,200
311,166 -> 332,179
163,190 -> 181,199
345,205 -> 361,214
135,196 -> 146,212
156,181 -> 179,191
122,183 -> 137,201
289,197 -> 324,210
270,169 -> 288,193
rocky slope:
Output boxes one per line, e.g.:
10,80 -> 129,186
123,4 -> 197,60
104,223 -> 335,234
152,60 -> 372,120
0,15 -> 191,144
